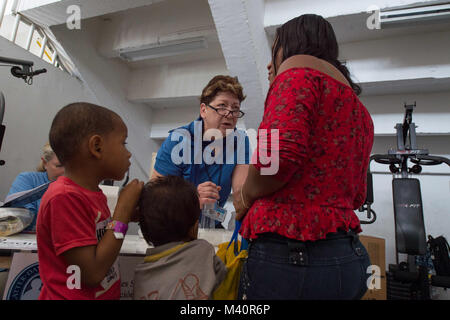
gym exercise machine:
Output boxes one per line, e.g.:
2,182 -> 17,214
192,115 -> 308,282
358,103 -> 450,299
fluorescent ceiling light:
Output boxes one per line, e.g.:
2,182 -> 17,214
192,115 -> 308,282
118,36 -> 208,62
380,3 -> 450,27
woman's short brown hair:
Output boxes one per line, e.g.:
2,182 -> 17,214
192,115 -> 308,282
200,75 -> 246,106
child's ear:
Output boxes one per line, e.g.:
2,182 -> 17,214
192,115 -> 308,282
184,220 -> 199,242
191,220 -> 199,240
88,135 -> 104,159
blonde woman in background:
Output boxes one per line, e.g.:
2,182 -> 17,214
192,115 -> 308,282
7,143 -> 64,232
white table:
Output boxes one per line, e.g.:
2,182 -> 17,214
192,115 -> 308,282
0,228 -> 234,254
0,233 -> 150,255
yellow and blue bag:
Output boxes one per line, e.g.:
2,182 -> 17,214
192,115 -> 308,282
213,221 -> 248,300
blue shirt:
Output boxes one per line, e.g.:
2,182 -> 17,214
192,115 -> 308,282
154,118 -> 250,207
7,171 -> 50,232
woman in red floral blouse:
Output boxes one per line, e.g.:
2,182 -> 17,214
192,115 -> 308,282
234,14 -> 374,300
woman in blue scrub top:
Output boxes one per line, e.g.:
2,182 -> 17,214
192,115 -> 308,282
151,75 -> 250,223
7,143 -> 64,232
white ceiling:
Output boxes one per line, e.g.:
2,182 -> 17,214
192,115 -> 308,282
17,0 -> 165,26
117,36 -> 224,69
95,0 -> 223,69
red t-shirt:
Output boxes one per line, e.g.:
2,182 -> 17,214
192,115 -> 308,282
36,176 -> 120,300
241,67 -> 374,241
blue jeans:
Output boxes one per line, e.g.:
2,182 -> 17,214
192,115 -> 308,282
238,231 -> 371,300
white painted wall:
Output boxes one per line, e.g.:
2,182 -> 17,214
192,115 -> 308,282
95,0 -> 228,142
51,18 -> 158,182
360,91 -> 450,135
17,0 -> 60,11
264,0 -> 437,27
97,0 -> 216,59
150,104 -> 199,139
0,36 -> 96,200
341,30 -> 450,84
17,0 -> 164,27
127,58 -> 228,102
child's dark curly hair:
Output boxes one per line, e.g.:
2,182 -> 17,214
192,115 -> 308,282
138,176 -> 201,247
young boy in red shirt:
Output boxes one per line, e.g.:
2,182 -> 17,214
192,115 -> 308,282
36,102 -> 144,300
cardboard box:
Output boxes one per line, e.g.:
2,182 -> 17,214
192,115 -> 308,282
359,235 -> 386,300
0,256 -> 12,299
0,256 -> 12,269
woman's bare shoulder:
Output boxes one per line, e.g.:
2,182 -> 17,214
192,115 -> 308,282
277,55 -> 319,74
277,55 -> 350,87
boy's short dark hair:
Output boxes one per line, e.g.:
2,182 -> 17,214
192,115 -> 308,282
49,102 -> 119,165
138,176 -> 200,247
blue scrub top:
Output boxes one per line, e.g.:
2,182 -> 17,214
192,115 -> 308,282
154,117 -> 250,207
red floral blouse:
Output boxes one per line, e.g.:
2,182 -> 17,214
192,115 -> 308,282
240,67 -> 374,241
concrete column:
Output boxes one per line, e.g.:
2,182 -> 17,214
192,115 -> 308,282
208,0 -> 272,131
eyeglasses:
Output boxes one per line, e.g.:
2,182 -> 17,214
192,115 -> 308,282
207,104 -> 245,118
